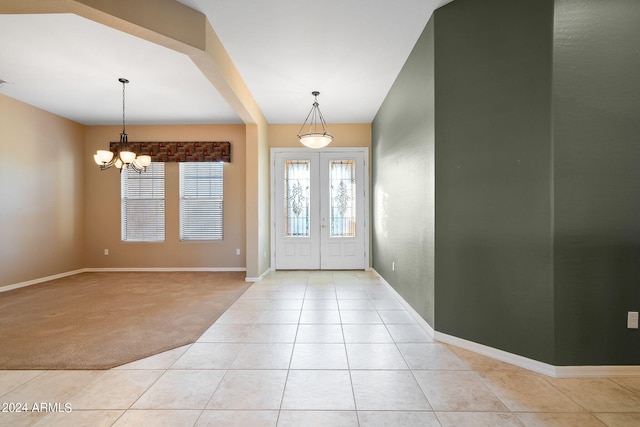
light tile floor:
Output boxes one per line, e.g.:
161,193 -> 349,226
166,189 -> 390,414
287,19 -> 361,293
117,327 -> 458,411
1,270 -> 639,426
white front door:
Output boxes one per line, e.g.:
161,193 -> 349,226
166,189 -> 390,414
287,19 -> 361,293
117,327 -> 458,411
272,149 -> 367,270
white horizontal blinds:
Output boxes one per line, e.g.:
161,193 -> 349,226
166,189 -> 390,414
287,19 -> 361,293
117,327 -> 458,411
180,162 -> 224,241
121,162 -> 165,242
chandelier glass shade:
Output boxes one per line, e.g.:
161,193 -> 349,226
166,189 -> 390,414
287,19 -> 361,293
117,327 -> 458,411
297,91 -> 333,149
93,78 -> 151,172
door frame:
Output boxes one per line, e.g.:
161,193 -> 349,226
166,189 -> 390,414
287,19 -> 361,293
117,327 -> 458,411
270,147 -> 370,271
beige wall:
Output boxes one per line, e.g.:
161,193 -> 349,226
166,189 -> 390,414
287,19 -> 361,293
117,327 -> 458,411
268,124 -> 371,148
82,123 -> 369,276
0,94 -> 85,287
0,93 -> 370,287
2,0 -> 267,279
84,124 -> 246,269
1,3 -> 371,283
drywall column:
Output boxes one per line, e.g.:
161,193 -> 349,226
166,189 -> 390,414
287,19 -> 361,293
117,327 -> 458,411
434,0 -> 556,363
371,20 -> 436,325
552,0 -> 640,365
245,123 -> 271,279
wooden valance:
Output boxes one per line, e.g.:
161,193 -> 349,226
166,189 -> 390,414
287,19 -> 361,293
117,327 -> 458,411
109,141 -> 231,162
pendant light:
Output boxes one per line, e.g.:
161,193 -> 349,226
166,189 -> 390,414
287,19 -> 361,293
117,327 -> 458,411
93,78 -> 151,172
297,91 -> 333,149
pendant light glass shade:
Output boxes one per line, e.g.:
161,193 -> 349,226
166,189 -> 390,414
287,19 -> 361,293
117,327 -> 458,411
94,150 -> 114,164
136,155 -> 152,168
119,150 -> 136,164
299,133 -> 333,149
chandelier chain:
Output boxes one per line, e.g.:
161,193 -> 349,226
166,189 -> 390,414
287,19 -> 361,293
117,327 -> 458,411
121,79 -> 126,135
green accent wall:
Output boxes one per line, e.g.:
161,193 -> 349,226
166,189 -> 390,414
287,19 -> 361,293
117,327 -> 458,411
372,0 -> 640,366
552,0 -> 640,365
433,0 -> 555,363
372,19 -> 435,325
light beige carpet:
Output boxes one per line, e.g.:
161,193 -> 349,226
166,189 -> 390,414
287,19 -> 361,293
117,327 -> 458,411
0,271 -> 250,370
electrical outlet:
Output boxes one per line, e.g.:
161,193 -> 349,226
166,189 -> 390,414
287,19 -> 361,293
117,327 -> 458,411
628,312 -> 639,329
104,249 -> 109,256
236,249 -> 241,255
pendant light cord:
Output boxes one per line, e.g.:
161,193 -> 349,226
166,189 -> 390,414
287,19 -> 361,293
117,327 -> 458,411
297,92 -> 330,136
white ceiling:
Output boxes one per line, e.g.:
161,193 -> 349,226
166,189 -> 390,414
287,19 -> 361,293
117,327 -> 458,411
0,13 -> 241,126
0,1 -> 448,126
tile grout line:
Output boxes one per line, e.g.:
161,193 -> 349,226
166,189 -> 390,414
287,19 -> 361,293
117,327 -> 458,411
338,282 -> 362,427
274,273 -> 301,425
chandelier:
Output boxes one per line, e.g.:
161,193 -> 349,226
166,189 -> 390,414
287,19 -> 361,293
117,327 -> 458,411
93,78 -> 151,172
297,91 -> 333,149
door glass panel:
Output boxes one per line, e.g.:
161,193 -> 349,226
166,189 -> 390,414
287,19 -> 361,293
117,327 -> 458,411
284,160 -> 310,237
330,160 -> 356,237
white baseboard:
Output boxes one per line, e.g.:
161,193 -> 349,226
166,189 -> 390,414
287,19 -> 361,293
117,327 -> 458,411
371,269 -> 435,338
436,332 -> 640,378
1,267 -> 248,293
0,269 -> 85,293
245,268 -> 271,282
370,269 -> 640,378
84,267 -> 247,273
434,331 -> 557,377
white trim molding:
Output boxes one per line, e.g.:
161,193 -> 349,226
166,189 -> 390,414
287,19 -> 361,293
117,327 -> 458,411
1,267 -> 248,293
434,331 -> 557,377
245,268 -> 271,282
0,269 -> 85,293
372,269 -> 435,339
371,269 -> 640,378
270,147 -> 370,271
436,333 -> 640,378
85,267 -> 246,273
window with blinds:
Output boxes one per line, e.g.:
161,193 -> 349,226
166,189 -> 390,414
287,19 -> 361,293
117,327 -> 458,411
179,162 -> 224,241
121,162 -> 165,242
